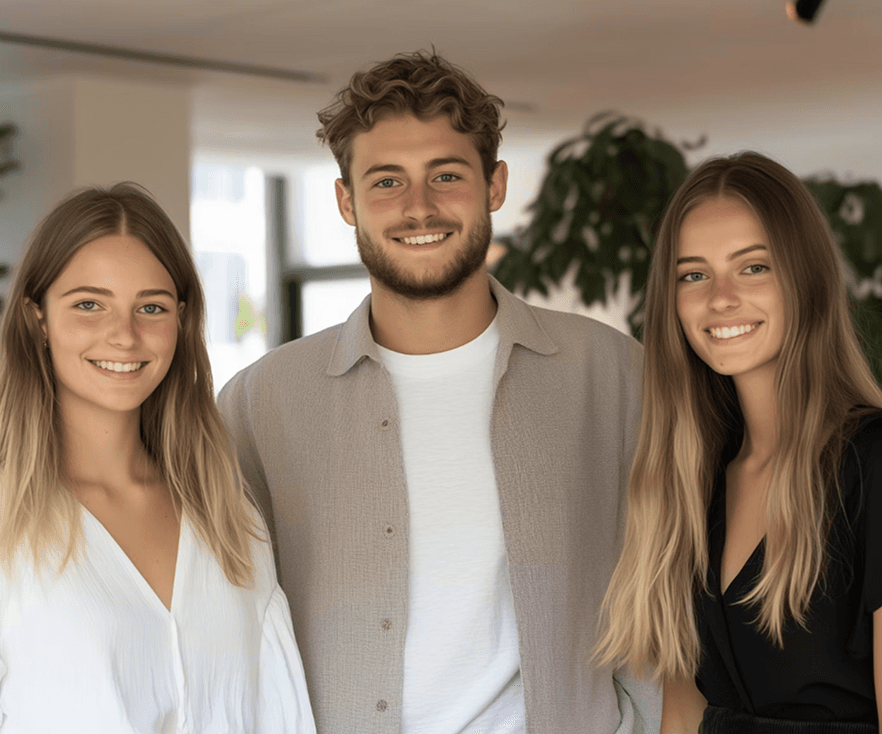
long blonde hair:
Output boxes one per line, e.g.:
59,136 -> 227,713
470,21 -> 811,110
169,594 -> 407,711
595,152 -> 882,679
0,184 -> 261,585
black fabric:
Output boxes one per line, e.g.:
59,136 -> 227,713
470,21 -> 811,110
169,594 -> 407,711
700,705 -> 878,734
695,411 -> 882,723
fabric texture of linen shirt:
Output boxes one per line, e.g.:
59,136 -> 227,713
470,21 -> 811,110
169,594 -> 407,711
0,505 -> 316,733
217,275 -> 661,734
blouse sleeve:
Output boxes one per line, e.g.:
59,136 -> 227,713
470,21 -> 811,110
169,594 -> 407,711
859,416 -> 882,614
255,585 -> 317,734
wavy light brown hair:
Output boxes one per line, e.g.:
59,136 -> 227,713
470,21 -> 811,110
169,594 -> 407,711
317,50 -> 505,186
596,152 -> 882,679
0,183 -> 261,585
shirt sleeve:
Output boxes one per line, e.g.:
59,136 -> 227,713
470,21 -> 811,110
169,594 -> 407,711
611,664 -> 662,734
255,584 -> 317,734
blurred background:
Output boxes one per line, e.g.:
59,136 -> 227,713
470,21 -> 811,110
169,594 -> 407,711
1,0 -> 880,390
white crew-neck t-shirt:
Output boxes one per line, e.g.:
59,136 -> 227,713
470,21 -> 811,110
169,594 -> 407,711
378,318 -> 525,734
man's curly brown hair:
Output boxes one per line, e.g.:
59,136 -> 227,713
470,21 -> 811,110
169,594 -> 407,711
317,51 -> 505,187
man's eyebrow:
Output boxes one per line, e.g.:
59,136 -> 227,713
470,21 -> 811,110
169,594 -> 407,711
361,164 -> 405,180
426,156 -> 473,170
60,286 -> 177,299
676,244 -> 767,266
360,156 -> 474,181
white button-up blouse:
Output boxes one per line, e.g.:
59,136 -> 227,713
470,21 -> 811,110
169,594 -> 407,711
0,505 -> 316,733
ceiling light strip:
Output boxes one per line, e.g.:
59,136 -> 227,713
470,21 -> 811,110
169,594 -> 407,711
0,30 -> 326,84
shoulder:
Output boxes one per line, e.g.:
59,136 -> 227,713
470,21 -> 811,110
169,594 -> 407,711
842,409 -> 882,472
218,324 -> 343,407
520,300 -> 643,378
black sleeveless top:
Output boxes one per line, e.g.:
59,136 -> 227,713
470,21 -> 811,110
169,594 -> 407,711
695,412 -> 882,722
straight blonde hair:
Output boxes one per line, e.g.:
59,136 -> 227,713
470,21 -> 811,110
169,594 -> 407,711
595,152 -> 882,679
0,184 -> 261,585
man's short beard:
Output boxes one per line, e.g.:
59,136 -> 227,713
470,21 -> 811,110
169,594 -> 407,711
354,212 -> 493,301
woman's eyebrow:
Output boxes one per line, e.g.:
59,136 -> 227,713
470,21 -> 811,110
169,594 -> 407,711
677,244 -> 768,266
60,286 -> 176,299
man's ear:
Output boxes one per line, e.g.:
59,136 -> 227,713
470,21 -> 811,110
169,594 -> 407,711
335,179 -> 357,227
24,297 -> 47,339
488,160 -> 508,214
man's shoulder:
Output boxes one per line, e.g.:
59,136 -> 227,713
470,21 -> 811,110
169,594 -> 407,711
218,323 -> 344,402
519,298 -> 643,360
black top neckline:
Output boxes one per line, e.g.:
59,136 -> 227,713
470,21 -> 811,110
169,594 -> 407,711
695,410 -> 882,722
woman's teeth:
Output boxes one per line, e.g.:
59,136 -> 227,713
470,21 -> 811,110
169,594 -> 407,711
709,323 -> 759,340
91,361 -> 146,373
400,233 -> 448,245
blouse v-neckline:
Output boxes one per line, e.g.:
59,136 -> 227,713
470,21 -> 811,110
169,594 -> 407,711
80,505 -> 185,614
716,469 -> 766,600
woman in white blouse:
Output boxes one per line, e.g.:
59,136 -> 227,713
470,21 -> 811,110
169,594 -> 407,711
0,184 -> 316,733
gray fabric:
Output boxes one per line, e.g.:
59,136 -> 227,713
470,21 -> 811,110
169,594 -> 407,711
217,275 -> 661,734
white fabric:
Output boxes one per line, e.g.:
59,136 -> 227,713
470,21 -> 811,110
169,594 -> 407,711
0,505 -> 316,734
379,317 -> 526,734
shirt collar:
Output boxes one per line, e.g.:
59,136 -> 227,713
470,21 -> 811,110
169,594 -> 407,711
326,274 -> 558,377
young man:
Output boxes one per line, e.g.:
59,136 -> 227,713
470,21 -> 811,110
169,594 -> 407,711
218,51 -> 659,734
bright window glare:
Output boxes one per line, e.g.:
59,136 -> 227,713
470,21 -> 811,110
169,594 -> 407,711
299,164 -> 360,266
302,278 -> 371,336
191,164 -> 268,393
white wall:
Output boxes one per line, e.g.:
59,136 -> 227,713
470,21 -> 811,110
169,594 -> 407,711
0,75 -> 192,301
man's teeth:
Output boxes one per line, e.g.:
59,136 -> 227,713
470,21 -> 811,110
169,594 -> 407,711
91,361 -> 146,373
400,233 -> 448,245
709,323 -> 759,340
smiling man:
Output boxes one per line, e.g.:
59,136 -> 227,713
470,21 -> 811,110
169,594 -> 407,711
218,51 -> 659,734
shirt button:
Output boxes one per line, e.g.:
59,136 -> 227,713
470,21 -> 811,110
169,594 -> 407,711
377,700 -> 388,712
381,618 -> 392,631
380,418 -> 391,429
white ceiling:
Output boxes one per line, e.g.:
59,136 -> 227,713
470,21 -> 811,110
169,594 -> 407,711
1,0 -> 881,168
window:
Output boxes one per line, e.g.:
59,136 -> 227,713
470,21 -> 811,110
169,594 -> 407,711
191,163 -> 268,393
278,163 -> 369,340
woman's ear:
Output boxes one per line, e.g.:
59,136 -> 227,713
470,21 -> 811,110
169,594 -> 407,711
24,297 -> 47,339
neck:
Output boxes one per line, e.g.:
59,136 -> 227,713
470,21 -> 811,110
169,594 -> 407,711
59,399 -> 158,496
733,366 -> 778,464
368,268 -> 497,354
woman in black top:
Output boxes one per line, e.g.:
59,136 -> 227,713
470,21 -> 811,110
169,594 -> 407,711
595,152 -> 882,733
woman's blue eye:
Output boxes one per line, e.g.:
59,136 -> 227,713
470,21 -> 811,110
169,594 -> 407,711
75,301 -> 98,311
140,304 -> 166,315
746,264 -> 768,275
680,272 -> 705,283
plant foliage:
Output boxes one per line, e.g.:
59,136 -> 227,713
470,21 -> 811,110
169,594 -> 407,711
804,177 -> 882,381
493,112 -> 690,338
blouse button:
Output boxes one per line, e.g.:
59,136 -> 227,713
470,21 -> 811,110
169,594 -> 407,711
381,618 -> 392,631
384,525 -> 395,537
377,700 -> 388,712
380,418 -> 391,430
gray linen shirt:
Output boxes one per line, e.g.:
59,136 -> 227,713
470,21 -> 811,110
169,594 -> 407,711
217,275 -> 661,734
